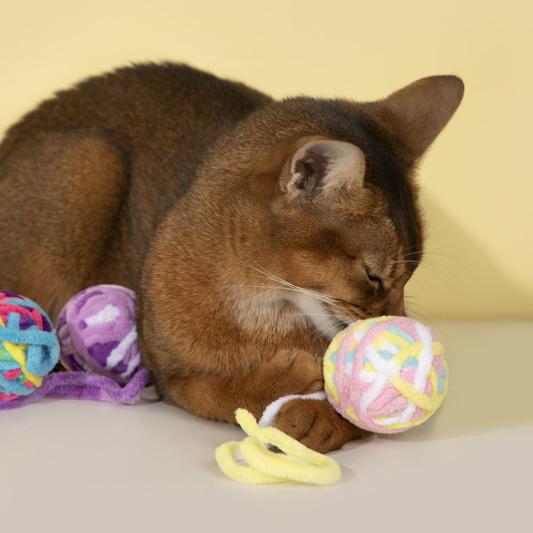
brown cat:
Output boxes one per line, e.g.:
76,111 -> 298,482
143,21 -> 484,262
0,63 -> 463,452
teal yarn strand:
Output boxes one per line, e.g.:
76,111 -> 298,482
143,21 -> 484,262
0,292 -> 59,401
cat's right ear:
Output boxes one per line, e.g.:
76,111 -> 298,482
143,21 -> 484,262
368,75 -> 464,164
280,139 -> 366,200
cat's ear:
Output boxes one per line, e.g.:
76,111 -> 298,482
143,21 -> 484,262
280,139 -> 366,199
368,75 -> 464,163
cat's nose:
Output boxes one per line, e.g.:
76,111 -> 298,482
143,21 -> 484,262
384,287 -> 406,316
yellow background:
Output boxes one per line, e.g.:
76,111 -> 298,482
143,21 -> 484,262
1,0 -> 531,319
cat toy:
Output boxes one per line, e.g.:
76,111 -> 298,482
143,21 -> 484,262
216,408 -> 341,485
0,286 -> 150,410
216,316 -> 448,485
0,288 -> 449,486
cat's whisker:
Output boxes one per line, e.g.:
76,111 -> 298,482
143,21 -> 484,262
391,259 -> 422,266
247,263 -> 339,307
310,321 -> 344,341
232,283 -> 344,318
402,249 -> 423,258
414,250 -> 449,258
404,306 -> 434,326
239,262 -> 424,328
231,284 -> 285,291
414,261 -> 460,282
393,252 -> 459,283
402,250 -> 452,264
236,283 -> 341,307
274,312 -> 341,318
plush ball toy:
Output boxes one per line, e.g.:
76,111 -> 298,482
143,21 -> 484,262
0,291 -> 60,401
57,284 -> 141,384
323,316 -> 448,433
0,285 -> 150,410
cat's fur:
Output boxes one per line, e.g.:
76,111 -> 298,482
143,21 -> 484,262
0,63 -> 463,451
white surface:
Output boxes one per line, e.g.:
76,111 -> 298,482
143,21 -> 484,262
2,322 -> 533,532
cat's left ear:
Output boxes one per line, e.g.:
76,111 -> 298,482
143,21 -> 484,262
368,75 -> 464,164
280,139 -> 366,199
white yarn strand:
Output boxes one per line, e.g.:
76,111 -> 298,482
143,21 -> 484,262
396,323 -> 435,424
258,391 -> 327,428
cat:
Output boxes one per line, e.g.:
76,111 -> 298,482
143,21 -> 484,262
0,63 -> 463,452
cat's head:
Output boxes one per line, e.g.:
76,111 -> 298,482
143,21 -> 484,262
202,75 -> 464,337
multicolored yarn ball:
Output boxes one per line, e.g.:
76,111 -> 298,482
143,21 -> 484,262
0,291 -> 60,401
57,285 -> 141,385
323,316 -> 448,433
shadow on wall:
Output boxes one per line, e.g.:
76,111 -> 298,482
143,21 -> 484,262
391,321 -> 533,442
387,197 -> 533,441
407,195 -> 533,320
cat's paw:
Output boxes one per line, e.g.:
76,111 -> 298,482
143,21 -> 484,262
265,348 -> 324,395
274,399 -> 370,453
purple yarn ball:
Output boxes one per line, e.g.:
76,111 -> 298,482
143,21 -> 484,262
57,285 -> 141,384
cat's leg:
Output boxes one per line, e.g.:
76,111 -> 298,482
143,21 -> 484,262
159,348 -> 367,453
0,132 -> 128,318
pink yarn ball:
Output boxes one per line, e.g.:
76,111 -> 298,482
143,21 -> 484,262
323,316 -> 448,434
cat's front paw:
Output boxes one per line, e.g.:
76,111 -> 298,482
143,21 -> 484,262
258,348 -> 324,396
274,399 -> 370,453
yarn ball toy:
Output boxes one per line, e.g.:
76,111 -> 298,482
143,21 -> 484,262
0,291 -> 60,401
0,285 -> 150,410
323,316 -> 448,433
57,284 -> 141,384
216,316 -> 449,485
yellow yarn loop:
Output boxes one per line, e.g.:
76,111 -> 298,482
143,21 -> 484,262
215,408 -> 341,485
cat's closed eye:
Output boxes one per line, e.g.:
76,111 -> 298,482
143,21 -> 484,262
364,266 -> 385,293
